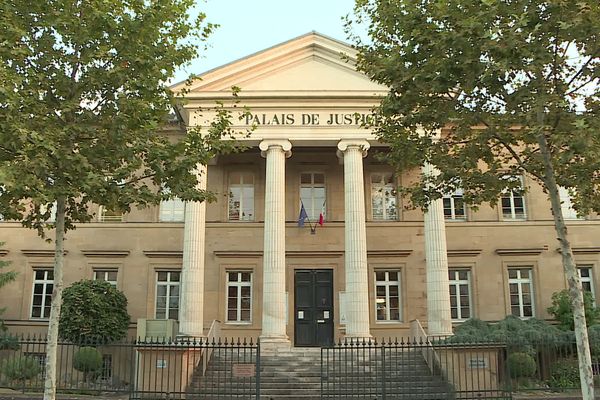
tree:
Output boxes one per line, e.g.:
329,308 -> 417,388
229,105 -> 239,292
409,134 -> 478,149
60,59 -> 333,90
59,280 -> 130,343
548,289 -> 600,331
0,1 -> 248,399
349,1 -> 599,398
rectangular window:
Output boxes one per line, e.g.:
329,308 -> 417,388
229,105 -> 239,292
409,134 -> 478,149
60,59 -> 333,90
300,173 -> 326,221
508,268 -> 534,318
443,189 -> 466,221
371,173 -> 398,220
226,271 -> 252,323
449,269 -> 472,320
559,187 -> 582,220
94,270 -> 118,287
375,271 -> 401,321
31,270 -> 53,319
228,172 -> 255,221
578,266 -> 595,300
155,271 -> 180,320
98,206 -> 123,222
501,176 -> 526,220
159,198 -> 185,222
25,352 -> 46,378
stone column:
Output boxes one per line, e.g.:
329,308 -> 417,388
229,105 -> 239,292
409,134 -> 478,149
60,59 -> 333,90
422,162 -> 453,337
259,139 -> 292,345
179,164 -> 207,337
337,140 -> 371,338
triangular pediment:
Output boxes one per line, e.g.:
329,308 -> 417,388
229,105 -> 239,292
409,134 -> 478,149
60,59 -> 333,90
171,32 -> 388,96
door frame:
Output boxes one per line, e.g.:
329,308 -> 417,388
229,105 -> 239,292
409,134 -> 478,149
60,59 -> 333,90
293,268 -> 334,347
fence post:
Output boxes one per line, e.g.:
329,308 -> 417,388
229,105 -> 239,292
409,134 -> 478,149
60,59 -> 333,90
255,338 -> 261,400
128,338 -> 137,400
381,343 -> 387,400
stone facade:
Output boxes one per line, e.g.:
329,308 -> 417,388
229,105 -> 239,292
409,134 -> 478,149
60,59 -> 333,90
1,33 -> 599,344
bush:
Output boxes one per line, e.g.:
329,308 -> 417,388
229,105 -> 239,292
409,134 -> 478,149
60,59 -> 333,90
59,280 -> 130,343
1,357 -> 41,383
547,358 -> 580,389
73,347 -> 103,382
508,352 -> 537,378
547,289 -> 600,331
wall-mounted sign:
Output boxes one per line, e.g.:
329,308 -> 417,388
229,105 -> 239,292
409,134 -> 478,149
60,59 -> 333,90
232,364 -> 256,378
244,112 -> 375,126
156,359 -> 167,369
468,358 -> 488,369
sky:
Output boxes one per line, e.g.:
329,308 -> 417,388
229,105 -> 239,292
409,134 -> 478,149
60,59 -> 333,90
173,0 -> 357,82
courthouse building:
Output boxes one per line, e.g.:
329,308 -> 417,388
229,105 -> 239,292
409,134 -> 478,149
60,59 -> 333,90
1,33 -> 599,347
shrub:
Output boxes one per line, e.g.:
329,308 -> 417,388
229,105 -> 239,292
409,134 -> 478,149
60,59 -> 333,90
59,279 -> 130,343
73,347 -> 103,382
1,357 -> 41,383
508,352 -> 537,378
547,289 -> 600,331
547,358 -> 580,389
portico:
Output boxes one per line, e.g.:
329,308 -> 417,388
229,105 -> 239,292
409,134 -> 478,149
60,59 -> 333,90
173,32 -> 453,343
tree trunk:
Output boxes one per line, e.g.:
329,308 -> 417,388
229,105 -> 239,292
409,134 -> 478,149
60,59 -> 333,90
43,197 -> 66,400
537,133 -> 594,400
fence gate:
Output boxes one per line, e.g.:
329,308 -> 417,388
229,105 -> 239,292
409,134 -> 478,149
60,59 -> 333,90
320,338 -> 511,400
131,337 -> 260,399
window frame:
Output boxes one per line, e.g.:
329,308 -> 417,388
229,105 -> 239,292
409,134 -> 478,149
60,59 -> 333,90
578,265 -> 596,303
370,172 -> 399,221
225,271 -> 253,324
508,267 -> 535,319
299,172 -> 326,221
448,269 -> 472,321
30,269 -> 53,320
228,172 -> 255,222
93,269 -> 118,287
559,186 -> 583,220
155,270 -> 181,320
374,270 -> 402,322
98,206 -> 123,222
443,189 -> 467,221
501,176 -> 527,220
159,197 -> 185,222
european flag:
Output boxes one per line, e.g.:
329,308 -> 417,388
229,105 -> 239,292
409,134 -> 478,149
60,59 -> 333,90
298,203 -> 308,227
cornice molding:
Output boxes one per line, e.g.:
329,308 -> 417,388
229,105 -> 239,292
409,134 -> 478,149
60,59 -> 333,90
287,251 -> 344,258
0,250 -> 8,257
214,251 -> 263,258
81,250 -> 130,258
143,251 -> 183,258
367,250 -> 412,258
21,250 -> 68,257
495,247 -> 547,256
447,249 -> 482,257
557,247 -> 600,255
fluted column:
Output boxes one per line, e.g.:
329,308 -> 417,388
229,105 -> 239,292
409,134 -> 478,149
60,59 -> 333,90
259,139 -> 292,344
422,162 -> 453,337
180,164 -> 207,337
337,140 -> 371,338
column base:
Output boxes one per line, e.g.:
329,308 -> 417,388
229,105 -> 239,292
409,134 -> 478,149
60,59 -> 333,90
259,335 -> 291,353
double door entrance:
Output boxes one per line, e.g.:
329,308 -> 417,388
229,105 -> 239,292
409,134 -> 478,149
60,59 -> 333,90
294,269 -> 334,347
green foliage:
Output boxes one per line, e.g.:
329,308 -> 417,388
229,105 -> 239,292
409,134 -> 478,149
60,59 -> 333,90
0,1 -> 250,236
548,358 -> 580,389
59,280 -> 130,343
548,290 -> 600,331
508,352 -> 537,378
449,316 -> 567,353
72,347 -> 103,382
1,357 -> 41,383
0,333 -> 20,351
348,0 -> 600,214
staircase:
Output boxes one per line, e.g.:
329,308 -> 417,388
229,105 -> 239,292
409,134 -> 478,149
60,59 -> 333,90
188,346 -> 455,400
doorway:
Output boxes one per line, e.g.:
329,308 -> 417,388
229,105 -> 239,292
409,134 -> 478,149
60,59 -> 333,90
294,269 -> 334,347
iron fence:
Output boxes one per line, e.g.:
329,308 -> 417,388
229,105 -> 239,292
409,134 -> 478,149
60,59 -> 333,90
0,335 -> 260,400
321,338 -> 511,400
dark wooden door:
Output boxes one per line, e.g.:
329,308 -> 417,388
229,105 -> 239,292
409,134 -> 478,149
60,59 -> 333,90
294,269 -> 334,347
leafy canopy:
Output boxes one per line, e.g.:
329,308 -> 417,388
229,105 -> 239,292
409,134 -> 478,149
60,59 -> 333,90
0,0 -> 246,234
548,289 -> 600,331
59,280 -> 130,343
349,0 -> 600,210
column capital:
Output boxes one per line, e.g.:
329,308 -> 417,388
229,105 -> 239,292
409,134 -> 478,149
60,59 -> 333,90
337,139 -> 370,160
259,139 -> 292,158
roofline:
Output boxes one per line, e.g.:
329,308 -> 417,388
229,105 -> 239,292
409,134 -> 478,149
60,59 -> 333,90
169,31 -> 353,90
